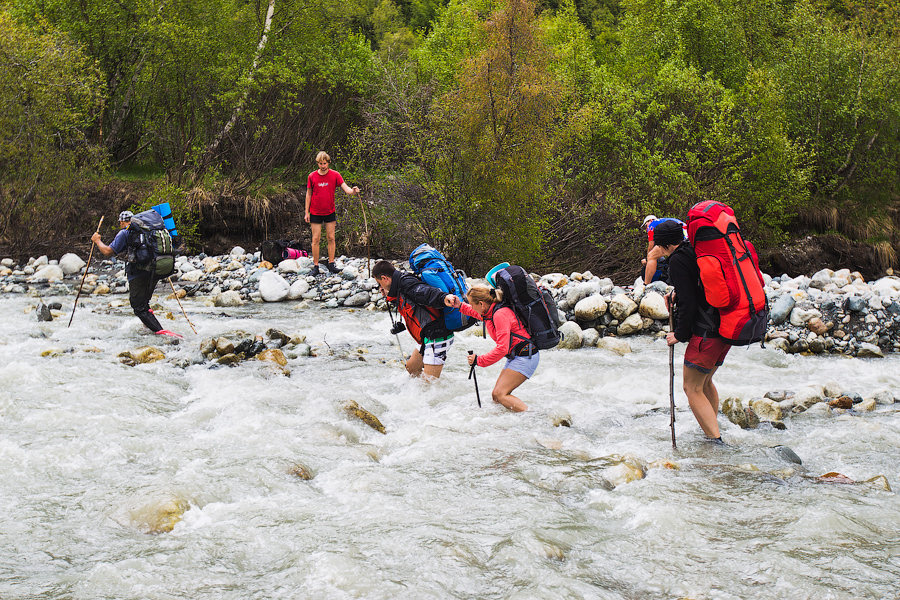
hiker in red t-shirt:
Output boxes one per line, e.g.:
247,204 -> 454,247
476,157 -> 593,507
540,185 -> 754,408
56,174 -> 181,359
304,151 -> 360,276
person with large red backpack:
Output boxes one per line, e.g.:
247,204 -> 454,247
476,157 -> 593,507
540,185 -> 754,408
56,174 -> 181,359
373,260 -> 460,380
655,219 -> 728,442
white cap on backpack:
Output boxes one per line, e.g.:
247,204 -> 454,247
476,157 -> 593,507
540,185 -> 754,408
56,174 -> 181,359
641,215 -> 657,229
118,210 -> 134,222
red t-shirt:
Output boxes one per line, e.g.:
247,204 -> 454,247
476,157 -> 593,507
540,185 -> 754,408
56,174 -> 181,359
307,169 -> 345,215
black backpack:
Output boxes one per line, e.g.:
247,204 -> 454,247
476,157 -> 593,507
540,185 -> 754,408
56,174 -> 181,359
260,240 -> 305,265
494,265 -> 561,354
128,209 -> 175,278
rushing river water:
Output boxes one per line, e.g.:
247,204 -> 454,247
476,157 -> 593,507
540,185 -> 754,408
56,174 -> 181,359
2,291 -> 900,600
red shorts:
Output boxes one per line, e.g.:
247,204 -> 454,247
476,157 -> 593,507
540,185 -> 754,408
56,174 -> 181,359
684,335 -> 730,374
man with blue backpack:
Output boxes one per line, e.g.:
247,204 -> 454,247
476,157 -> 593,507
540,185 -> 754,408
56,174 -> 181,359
373,258 -> 463,380
91,210 -> 182,338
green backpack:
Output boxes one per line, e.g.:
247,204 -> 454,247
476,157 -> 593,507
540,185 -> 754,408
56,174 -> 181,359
128,209 -> 175,278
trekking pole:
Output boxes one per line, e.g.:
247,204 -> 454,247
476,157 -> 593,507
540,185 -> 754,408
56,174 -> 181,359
387,306 -> 406,362
167,277 -> 197,334
68,216 -> 103,328
467,351 -> 482,408
668,303 -> 677,450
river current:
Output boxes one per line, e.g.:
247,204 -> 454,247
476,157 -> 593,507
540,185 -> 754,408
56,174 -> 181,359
2,292 -> 899,600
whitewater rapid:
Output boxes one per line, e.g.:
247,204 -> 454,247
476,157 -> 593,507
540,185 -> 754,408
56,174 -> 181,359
2,291 -> 899,600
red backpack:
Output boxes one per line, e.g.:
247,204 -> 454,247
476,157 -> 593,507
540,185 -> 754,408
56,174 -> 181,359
687,201 -> 768,346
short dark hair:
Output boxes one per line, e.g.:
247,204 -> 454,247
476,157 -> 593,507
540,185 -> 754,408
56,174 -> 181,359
372,260 -> 396,280
653,219 -> 685,247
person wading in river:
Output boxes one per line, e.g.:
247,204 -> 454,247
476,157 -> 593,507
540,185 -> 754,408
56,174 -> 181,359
373,260 -> 458,380
304,151 -> 360,276
655,219 -> 726,442
91,211 -> 181,338
452,286 -> 536,412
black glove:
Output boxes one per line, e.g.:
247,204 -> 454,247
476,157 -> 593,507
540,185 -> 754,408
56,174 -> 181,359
390,322 -> 406,335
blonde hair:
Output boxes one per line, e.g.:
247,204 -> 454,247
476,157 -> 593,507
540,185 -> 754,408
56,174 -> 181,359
316,151 -> 331,163
467,285 -> 503,305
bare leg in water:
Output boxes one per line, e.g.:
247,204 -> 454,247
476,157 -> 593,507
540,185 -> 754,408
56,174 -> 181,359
492,369 -> 528,412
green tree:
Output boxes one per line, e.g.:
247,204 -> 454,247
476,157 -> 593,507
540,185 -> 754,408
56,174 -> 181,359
774,3 -> 900,259
0,9 -> 105,254
417,0 -> 563,270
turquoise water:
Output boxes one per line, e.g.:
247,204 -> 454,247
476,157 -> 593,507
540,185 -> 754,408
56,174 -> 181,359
2,293 -> 899,599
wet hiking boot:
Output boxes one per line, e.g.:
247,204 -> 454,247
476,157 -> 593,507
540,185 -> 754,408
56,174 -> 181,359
326,262 -> 340,274
155,329 -> 183,339
310,265 -> 321,276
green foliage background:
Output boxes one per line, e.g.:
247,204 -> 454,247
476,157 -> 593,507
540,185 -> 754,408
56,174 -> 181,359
1,0 -> 898,277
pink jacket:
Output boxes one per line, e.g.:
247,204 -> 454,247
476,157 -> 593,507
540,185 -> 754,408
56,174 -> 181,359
459,302 -> 531,367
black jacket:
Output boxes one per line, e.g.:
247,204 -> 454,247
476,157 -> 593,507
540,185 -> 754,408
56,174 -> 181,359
387,272 -> 449,342
667,242 -> 719,342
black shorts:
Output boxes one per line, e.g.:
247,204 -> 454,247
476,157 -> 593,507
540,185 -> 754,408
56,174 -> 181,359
309,212 -> 336,224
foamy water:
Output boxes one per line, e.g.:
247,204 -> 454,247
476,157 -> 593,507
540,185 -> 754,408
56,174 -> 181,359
2,292 -> 899,599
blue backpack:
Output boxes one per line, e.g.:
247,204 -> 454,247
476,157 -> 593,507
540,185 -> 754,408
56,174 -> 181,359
409,244 -> 476,332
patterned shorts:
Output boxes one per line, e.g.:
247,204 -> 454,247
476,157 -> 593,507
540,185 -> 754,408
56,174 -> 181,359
422,335 -> 454,366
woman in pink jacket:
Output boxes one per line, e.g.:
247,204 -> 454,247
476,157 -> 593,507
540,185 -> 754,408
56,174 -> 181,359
454,286 -> 538,412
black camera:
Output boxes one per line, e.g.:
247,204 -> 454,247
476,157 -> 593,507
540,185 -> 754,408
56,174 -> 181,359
390,322 -> 406,335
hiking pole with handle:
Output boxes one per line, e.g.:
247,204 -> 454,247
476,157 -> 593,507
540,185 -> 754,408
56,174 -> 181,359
668,299 -> 677,450
467,351 -> 482,408
167,278 -> 197,334
68,216 -> 103,328
387,305 -> 406,363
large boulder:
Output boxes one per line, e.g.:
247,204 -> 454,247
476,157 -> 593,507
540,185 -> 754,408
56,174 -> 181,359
794,386 -> 825,409
857,343 -> 884,358
214,291 -> 244,307
769,295 -> 795,325
638,292 -> 669,320
617,313 -> 643,336
608,294 -> 637,321
581,327 -> 600,347
59,253 -> 86,275
288,279 -> 310,300
749,398 -> 783,422
343,291 -> 370,307
132,346 -> 166,364
597,337 -> 631,355
557,321 -> 583,349
573,295 -> 607,321
566,282 -> 595,306
128,495 -> 189,534
277,259 -> 300,273
258,271 -> 290,302
789,307 -> 821,327
721,397 -> 749,429
28,265 -> 64,282
181,269 -> 204,282
257,348 -> 287,366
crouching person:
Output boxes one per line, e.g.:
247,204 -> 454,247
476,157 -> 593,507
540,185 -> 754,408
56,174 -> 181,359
656,220 -> 726,442
453,286 -> 535,412
373,260 -> 458,380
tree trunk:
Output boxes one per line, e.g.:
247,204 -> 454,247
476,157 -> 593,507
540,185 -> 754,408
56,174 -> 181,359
194,0 -> 277,182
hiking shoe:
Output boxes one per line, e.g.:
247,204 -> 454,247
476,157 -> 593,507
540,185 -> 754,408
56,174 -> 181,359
310,265 -> 321,276
326,262 -> 340,274
155,329 -> 184,339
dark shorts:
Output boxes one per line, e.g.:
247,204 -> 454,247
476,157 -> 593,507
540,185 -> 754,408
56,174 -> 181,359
309,212 -> 336,224
684,335 -> 730,374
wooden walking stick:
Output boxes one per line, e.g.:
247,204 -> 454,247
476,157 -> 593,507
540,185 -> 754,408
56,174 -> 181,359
68,216 -> 103,327
668,300 -> 677,450
168,277 -> 197,334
